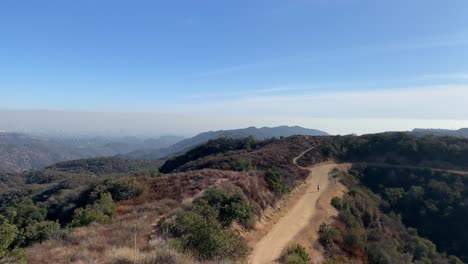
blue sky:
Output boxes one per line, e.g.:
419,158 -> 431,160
1,0 -> 468,135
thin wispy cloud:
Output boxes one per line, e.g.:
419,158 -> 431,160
419,72 -> 468,80
183,84 -> 329,100
360,31 -> 468,53
182,55 -> 295,79
182,31 -> 468,79
179,84 -> 468,120
181,71 -> 468,102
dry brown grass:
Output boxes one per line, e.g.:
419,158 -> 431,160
27,198 -> 177,264
106,238 -> 196,264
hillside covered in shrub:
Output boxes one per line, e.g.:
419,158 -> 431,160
314,132 -> 468,170
2,133 -> 468,263
321,170 -> 463,263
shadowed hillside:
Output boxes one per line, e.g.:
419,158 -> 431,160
412,128 -> 468,138
0,132 -> 182,172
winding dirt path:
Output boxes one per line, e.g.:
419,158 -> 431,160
249,148 -> 468,264
249,148 -> 341,264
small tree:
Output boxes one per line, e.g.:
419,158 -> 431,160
265,168 -> 291,193
0,215 -> 18,258
331,197 -> 342,210
318,223 -> 339,249
285,244 -> 311,264
70,192 -> 116,227
2,198 -> 47,229
22,221 -> 60,246
230,159 -> 255,171
106,178 -> 143,201
201,188 -> 255,227
169,203 -> 248,261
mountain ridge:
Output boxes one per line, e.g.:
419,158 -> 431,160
412,128 -> 468,137
122,125 -> 328,160
0,133 -> 183,171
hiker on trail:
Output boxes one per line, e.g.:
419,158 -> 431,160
317,184 -> 320,192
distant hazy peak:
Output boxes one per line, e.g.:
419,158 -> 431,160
123,125 -> 328,160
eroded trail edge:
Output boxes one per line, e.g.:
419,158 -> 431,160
249,150 -> 345,264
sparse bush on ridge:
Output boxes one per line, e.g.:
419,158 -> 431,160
265,168 -> 293,194
90,178 -> 143,202
161,188 -> 252,261
21,220 -> 60,246
106,238 -> 196,264
70,192 -> 116,227
330,196 -> 342,210
1,198 -> 47,230
0,247 -> 27,264
0,215 -> 17,258
168,202 -> 248,261
282,244 -> 311,264
230,158 -> 256,171
200,187 -> 255,227
0,197 -> 63,249
318,223 -> 339,250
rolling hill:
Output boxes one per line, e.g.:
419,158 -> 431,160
0,132 -> 183,171
123,125 -> 328,160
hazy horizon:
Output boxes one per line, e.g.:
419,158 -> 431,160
2,108 -> 468,138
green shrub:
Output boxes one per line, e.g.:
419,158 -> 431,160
448,256 -> 464,264
21,220 -> 60,246
265,168 -> 291,193
70,192 -> 116,227
405,236 -> 437,261
0,247 -> 27,264
169,203 -> 248,261
330,168 -> 343,178
383,188 -> 405,206
284,244 -> 311,264
91,178 -> 143,202
1,198 -> 47,229
344,226 -> 366,250
106,178 -> 143,201
318,223 -> 339,249
331,197 -> 342,210
200,188 -> 255,227
0,215 -> 17,258
230,159 -> 255,171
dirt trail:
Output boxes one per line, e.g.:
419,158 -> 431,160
249,148 -> 341,264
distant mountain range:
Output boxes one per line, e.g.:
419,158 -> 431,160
412,128 -> 468,138
0,126 -> 327,171
0,132 -> 183,171
122,126 -> 329,160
